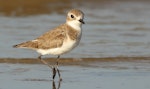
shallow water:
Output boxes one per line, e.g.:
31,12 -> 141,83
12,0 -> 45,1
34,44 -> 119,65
1,1 -> 150,58
0,60 -> 150,89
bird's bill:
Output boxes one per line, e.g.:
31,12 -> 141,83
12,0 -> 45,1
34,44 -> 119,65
79,19 -> 85,24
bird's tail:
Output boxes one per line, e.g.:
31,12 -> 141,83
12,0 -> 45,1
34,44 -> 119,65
13,41 -> 38,49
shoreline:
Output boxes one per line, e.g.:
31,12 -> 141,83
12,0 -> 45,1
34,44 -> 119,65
0,57 -> 150,64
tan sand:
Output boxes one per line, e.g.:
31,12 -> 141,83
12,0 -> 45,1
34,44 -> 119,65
0,57 -> 150,65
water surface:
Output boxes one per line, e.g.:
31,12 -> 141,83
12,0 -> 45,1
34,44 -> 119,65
0,60 -> 150,89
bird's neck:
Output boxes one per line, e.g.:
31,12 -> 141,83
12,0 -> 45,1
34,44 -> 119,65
66,21 -> 82,31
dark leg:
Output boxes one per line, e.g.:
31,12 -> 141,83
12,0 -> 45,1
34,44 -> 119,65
55,55 -> 62,81
38,55 -> 56,80
38,55 -> 53,69
38,55 -> 62,80
52,67 -> 56,80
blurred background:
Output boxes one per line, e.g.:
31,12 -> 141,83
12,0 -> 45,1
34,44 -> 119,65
0,0 -> 150,58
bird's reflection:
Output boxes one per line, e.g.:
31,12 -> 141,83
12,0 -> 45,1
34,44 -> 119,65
52,80 -> 61,89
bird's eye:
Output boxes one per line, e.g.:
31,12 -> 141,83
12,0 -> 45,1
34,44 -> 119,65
71,15 -> 74,18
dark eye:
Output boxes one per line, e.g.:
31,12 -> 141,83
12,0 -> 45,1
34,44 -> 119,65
71,15 -> 74,18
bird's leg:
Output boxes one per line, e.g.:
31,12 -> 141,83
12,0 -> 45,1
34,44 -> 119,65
55,55 -> 62,81
38,55 -> 53,69
52,67 -> 56,80
38,55 -> 62,80
38,55 -> 56,80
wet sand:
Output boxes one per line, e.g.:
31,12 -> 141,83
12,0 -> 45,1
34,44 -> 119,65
0,57 -> 150,64
0,57 -> 150,89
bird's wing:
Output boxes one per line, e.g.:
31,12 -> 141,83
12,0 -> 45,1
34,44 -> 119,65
36,25 -> 66,49
14,24 -> 67,49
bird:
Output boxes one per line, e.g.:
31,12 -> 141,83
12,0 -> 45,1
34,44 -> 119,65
13,9 -> 85,81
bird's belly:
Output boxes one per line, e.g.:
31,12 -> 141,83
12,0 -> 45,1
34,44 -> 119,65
58,40 -> 77,54
37,39 -> 79,55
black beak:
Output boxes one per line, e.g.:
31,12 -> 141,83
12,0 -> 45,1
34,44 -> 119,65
79,19 -> 85,24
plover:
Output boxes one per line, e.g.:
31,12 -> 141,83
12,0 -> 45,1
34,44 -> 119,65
13,9 -> 85,80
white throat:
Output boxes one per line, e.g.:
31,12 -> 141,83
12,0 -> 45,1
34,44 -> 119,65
67,21 -> 82,31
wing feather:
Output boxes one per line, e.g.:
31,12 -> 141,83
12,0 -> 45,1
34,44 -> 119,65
14,24 -> 67,49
